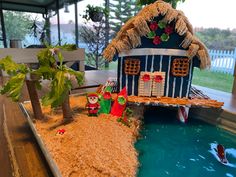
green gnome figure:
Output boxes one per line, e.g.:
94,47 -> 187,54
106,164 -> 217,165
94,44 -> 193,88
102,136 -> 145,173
99,86 -> 112,114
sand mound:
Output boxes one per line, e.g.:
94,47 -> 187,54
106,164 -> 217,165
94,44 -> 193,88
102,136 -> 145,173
26,96 -> 140,177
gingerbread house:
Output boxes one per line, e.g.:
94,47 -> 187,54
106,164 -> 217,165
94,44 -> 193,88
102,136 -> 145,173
103,0 -> 210,98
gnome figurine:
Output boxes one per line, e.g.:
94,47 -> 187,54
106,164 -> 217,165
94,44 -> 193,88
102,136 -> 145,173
110,87 -> 127,117
86,93 -> 100,116
99,86 -> 112,114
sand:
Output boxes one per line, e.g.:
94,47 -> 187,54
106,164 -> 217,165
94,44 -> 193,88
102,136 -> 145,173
24,95 -> 140,177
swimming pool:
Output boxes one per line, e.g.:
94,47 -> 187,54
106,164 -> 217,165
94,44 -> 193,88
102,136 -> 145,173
135,107 -> 236,177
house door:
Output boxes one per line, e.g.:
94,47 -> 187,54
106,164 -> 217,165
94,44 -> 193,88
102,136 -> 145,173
152,72 -> 165,97
138,72 -> 152,97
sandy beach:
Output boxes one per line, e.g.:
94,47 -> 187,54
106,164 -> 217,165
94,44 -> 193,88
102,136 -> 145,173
24,95 -> 140,177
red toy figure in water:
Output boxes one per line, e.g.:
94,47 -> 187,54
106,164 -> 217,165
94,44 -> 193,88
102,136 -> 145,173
216,144 -> 228,164
111,87 -> 127,117
86,93 -> 100,116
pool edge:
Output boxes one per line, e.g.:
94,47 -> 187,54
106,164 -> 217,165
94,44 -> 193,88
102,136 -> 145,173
190,108 -> 236,134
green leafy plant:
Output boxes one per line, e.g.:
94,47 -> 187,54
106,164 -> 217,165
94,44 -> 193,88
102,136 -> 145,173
3,11 -> 33,40
146,20 -> 174,45
83,5 -> 109,22
34,44 -> 84,120
109,0 -> 141,37
0,44 -> 84,121
117,108 -> 133,127
0,56 -> 30,101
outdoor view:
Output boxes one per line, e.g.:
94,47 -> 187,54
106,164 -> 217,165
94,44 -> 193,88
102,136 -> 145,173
1,0 -> 235,93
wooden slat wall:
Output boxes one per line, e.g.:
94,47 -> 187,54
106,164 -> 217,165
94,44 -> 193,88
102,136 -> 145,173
119,55 -> 192,97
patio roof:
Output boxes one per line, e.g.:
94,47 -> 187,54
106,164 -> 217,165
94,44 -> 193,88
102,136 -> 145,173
0,0 -> 85,47
0,0 -> 82,14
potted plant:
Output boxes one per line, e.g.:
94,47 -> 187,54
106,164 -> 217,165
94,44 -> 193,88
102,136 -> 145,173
83,5 -> 109,22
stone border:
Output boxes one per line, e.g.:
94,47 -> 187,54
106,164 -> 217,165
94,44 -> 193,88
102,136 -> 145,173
190,108 -> 236,134
19,103 -> 62,177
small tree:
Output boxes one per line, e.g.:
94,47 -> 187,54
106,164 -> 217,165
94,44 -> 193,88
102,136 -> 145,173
0,56 -> 43,119
137,0 -> 186,8
29,16 -> 50,44
109,0 -> 141,36
195,28 -> 236,50
3,11 -> 33,40
0,44 -> 84,121
79,5 -> 109,69
35,45 -> 84,121
80,21 -> 106,69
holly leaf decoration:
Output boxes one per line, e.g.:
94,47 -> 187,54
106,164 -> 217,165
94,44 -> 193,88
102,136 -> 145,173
161,33 -> 170,42
147,31 -> 156,39
118,95 -> 126,105
158,21 -> 166,29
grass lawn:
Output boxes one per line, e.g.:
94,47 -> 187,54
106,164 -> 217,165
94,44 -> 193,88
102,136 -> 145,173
103,62 -> 234,93
192,68 -> 234,93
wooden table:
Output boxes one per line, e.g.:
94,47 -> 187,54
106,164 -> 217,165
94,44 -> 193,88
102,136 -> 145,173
1,70 -> 235,177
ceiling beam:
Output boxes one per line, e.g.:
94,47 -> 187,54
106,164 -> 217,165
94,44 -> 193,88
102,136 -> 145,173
0,2 -> 47,14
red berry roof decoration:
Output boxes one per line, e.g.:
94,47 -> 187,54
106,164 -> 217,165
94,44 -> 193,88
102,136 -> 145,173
147,20 -> 174,45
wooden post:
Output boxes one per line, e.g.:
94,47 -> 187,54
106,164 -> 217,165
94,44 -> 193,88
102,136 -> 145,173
74,0 -> 79,47
25,74 -> 43,120
0,9 -> 7,48
56,0 -> 61,46
232,48 -> 236,95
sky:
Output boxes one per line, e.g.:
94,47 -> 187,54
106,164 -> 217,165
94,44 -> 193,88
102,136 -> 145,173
177,0 -> 236,29
53,0 -> 236,29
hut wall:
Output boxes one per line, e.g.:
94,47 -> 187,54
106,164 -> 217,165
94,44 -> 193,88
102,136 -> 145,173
117,54 -> 195,98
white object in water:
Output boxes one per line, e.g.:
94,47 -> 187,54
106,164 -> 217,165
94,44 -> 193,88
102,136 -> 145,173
177,106 -> 189,123
209,143 -> 236,168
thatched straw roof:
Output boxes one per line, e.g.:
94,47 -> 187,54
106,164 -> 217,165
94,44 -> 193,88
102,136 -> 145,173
103,0 -> 210,69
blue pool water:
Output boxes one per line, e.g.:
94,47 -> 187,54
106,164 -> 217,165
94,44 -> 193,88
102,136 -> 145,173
135,108 -> 236,177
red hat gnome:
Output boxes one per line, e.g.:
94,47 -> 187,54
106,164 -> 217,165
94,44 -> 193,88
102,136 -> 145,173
111,87 -> 127,117
86,92 -> 100,116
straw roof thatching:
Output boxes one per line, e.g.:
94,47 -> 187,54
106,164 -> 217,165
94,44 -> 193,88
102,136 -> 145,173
103,0 -> 211,69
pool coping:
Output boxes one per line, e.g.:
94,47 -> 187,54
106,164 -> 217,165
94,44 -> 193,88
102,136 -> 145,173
190,108 -> 236,134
